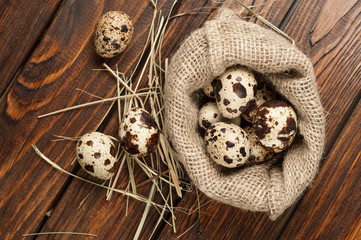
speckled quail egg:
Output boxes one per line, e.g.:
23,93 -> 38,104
242,79 -> 275,123
254,100 -> 297,153
119,107 -> 159,157
214,65 -> 257,119
76,132 -> 117,180
243,126 -> 274,165
94,11 -> 133,58
205,122 -> 250,168
198,102 -> 241,130
203,79 -> 217,98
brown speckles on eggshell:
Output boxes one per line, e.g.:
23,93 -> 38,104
140,110 -> 158,129
94,11 -> 133,58
130,117 -> 136,123
76,132 -> 117,180
85,164 -> 95,173
203,79 -> 217,98
223,99 -> 230,106
254,115 -> 271,139
232,83 -> 247,98
223,156 -> 233,164
226,107 -> 237,114
202,119 -> 212,129
120,131 -> 140,155
226,141 -> 235,148
120,24 -> 128,32
110,145 -> 115,157
244,126 -> 274,165
214,79 -> 222,102
239,147 -> 246,157
145,133 -> 160,154
215,66 -> 257,118
242,78 -> 275,123
199,102 -> 227,130
205,122 -> 250,168
119,108 -> 159,157
263,99 -> 289,108
254,100 -> 297,153
94,152 -> 101,159
286,116 -> 297,131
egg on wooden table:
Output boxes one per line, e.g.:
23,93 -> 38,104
205,122 -> 250,168
76,132 -> 117,180
214,65 -> 257,119
119,107 -> 159,157
254,100 -> 297,153
94,11 -> 133,58
198,102 -> 241,130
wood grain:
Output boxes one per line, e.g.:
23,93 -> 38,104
0,0 -> 64,97
280,100 -> 361,240
0,0 -> 174,239
157,0 -> 361,239
0,0 -> 360,239
34,1 -> 226,239
283,0 -> 361,144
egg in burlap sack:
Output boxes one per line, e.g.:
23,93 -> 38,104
164,8 -> 325,220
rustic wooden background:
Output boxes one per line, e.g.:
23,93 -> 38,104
0,0 -> 360,239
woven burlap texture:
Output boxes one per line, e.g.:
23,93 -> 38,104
164,8 -> 325,220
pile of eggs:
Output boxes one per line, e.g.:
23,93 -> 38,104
199,65 -> 298,168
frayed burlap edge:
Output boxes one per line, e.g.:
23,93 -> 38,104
164,8 -> 325,220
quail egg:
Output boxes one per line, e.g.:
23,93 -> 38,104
214,65 -> 257,119
119,107 -> 159,157
76,132 -> 117,180
205,122 -> 250,168
243,126 -> 274,164
254,100 -> 297,153
203,79 -> 217,98
198,102 -> 241,130
94,11 -> 133,58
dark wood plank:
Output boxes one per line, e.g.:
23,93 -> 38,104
282,0 -> 361,145
0,0 -> 64,96
280,99 -> 361,240
0,0 -> 359,239
0,0 -> 174,238
158,0 -> 361,239
34,1 -> 226,239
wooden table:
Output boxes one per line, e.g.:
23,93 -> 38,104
1,0 -> 360,239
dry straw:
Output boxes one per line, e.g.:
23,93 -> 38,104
32,0 -> 190,237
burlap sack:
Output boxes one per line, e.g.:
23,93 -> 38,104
164,8 -> 325,220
